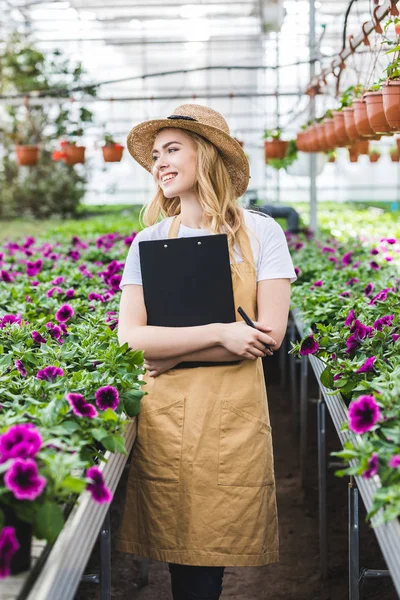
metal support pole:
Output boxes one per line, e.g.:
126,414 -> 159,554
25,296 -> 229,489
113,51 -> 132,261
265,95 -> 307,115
309,0 -> 317,233
300,356 -> 309,488
288,320 -> 298,435
100,509 -> 111,600
348,478 -> 360,600
318,392 -> 328,579
276,33 -> 281,204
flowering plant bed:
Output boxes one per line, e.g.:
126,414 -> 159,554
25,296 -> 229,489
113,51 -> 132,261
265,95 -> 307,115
0,226 -> 144,579
287,223 -> 400,525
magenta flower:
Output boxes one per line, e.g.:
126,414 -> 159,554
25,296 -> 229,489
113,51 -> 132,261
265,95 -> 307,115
356,356 -> 376,374
322,246 -> 335,254
364,283 -> 374,297
0,527 -> 20,579
31,331 -> 46,344
124,233 -> 137,246
388,455 -> 400,468
362,453 -> 379,479
382,237 -> 396,244
4,458 -> 47,500
0,314 -> 22,329
392,334 -> 400,342
45,322 -> 62,340
369,261 -> 380,270
55,304 -> 74,323
342,251 -> 353,266
66,393 -> 98,419
368,289 -> 389,305
0,271 -> 13,283
294,267 -> 301,277
348,395 -> 381,434
370,248 -> 379,255
51,276 -> 65,285
26,259 -> 43,277
109,274 -> 122,291
95,386 -> 120,411
344,309 -> 355,326
36,366 -> 64,382
346,278 -> 359,286
313,280 -> 323,287
0,424 -> 42,463
299,335 -> 319,356
68,250 -> 80,261
339,291 -> 351,298
14,360 -> 27,377
88,292 -> 105,302
46,286 -> 63,298
64,288 -> 75,299
373,315 -> 394,331
86,466 -> 113,504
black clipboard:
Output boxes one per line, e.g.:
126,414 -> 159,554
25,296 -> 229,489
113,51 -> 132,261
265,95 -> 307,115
139,233 -> 239,368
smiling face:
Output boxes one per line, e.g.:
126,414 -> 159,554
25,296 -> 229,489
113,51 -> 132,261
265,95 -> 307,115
151,128 -> 197,199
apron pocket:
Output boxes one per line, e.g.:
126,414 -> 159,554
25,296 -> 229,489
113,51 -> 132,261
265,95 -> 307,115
133,398 -> 184,483
218,400 -> 274,487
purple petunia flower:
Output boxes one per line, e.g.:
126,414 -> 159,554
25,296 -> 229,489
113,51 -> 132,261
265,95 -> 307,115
370,248 -> 379,255
392,333 -> 400,342
356,356 -> 376,374
299,335 -> 319,356
66,393 -> 98,419
95,386 -> 120,411
26,259 -> 43,277
364,283 -> 374,297
86,466 -> 113,504
0,424 -> 42,463
0,314 -> 22,329
68,250 -> 80,261
64,288 -> 75,299
373,315 -> 394,331
346,278 -> 359,286
363,453 -> 379,479
322,246 -> 335,254
348,395 -> 381,434
51,276 -> 65,285
36,366 -> 64,382
31,331 -> 47,345
0,271 -> 13,283
328,256 -> 338,266
46,286 -> 63,299
55,304 -> 74,323
0,527 -> 20,579
339,291 -> 351,298
342,251 -> 353,266
344,309 -> 355,327
45,322 -> 62,341
382,237 -> 396,244
124,233 -> 137,246
294,267 -> 301,278
370,261 -> 380,270
388,455 -> 400,468
4,458 -> 47,500
313,280 -> 323,287
88,292 -> 105,302
368,289 -> 389,305
109,274 -> 122,291
351,320 -> 374,339
14,360 -> 27,377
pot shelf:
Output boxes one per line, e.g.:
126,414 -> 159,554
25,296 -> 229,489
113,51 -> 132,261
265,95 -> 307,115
1,419 -> 137,600
291,308 -> 400,598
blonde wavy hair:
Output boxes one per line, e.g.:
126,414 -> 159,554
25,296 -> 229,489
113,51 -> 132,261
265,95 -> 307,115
140,129 -> 254,279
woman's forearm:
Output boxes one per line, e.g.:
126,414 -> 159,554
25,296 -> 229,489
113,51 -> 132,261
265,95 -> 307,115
177,346 -> 242,363
118,323 -> 224,359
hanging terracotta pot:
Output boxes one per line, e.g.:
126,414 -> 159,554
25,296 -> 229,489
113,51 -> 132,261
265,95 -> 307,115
390,150 -> 400,162
353,98 -> 376,137
316,123 -> 330,152
349,154 -> 359,162
382,80 -> 400,129
64,144 -> 86,165
102,144 -> 124,163
353,140 -> 369,155
342,107 -> 360,142
15,145 -> 40,166
309,125 -> 321,152
369,152 -> 381,163
324,119 -> 338,149
332,111 -> 351,146
364,90 -> 395,134
328,154 -> 336,163
296,131 -> 306,152
264,139 -> 288,161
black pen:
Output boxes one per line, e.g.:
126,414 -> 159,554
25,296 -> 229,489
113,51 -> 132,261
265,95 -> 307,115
237,306 -> 273,354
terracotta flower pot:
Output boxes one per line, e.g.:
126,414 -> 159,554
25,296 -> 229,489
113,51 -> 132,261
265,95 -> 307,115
382,80 -> 400,129
342,107 -> 360,142
332,111 -> 351,146
328,155 -> 336,163
390,152 -> 400,162
102,144 -> 124,163
316,123 -> 330,152
64,144 -> 86,165
324,119 -> 338,149
308,125 -> 321,152
264,139 -> 288,161
296,132 -> 306,152
353,99 -> 376,137
352,140 -> 369,155
369,153 -> 380,162
15,145 -> 40,166
349,155 -> 359,162
364,90 -> 394,134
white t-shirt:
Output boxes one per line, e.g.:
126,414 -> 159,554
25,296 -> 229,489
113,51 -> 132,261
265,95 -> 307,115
120,209 -> 297,288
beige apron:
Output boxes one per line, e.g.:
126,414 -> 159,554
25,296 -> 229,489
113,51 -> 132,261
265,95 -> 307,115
116,215 -> 279,567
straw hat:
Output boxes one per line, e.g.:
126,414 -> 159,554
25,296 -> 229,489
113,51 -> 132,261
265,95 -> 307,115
126,104 -> 250,197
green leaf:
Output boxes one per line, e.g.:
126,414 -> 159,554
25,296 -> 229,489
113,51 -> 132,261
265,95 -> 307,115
34,502 -> 64,543
101,434 -> 126,454
60,475 -> 86,494
101,408 -> 118,422
320,366 -> 334,389
122,389 -> 143,417
91,428 -> 109,442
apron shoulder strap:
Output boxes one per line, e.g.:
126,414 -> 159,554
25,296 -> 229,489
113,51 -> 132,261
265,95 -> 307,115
168,215 -> 181,239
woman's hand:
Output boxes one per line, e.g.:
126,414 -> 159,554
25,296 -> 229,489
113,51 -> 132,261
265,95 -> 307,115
144,356 -> 180,377
220,322 -> 276,360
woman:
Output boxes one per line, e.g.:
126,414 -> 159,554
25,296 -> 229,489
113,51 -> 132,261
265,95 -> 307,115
116,104 -> 296,600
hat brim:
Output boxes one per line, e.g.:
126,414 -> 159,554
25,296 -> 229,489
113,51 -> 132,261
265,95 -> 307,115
126,118 -> 250,198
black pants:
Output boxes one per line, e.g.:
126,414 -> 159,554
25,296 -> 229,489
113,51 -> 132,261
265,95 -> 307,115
168,563 -> 225,600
